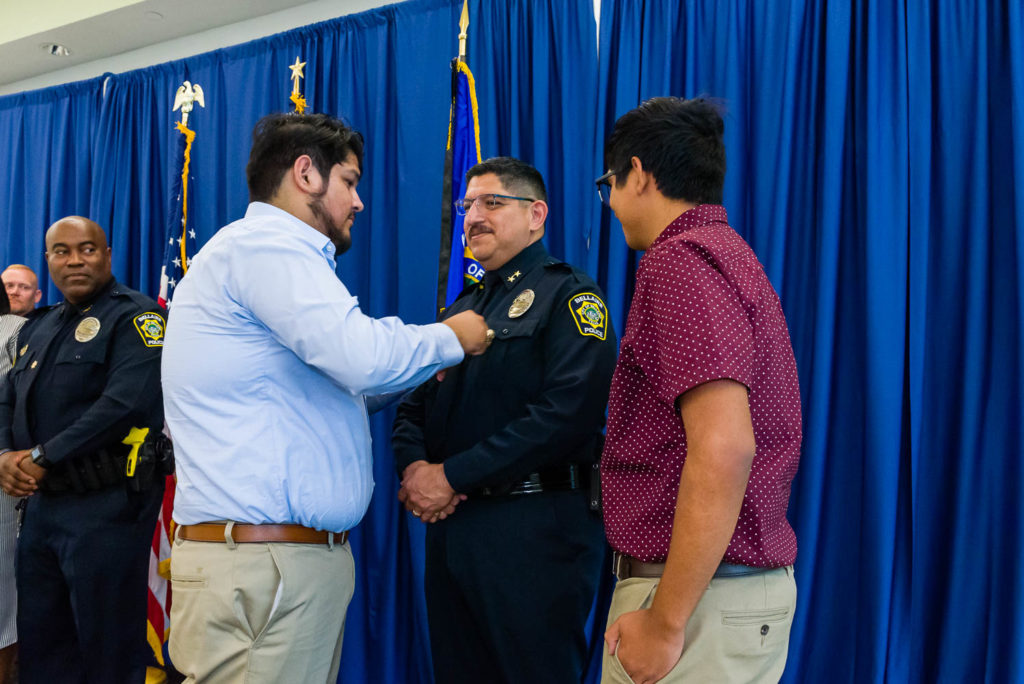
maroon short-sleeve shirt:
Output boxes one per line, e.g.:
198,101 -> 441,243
601,205 -> 802,566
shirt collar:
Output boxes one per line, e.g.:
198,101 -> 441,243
245,201 -> 338,265
649,204 -> 730,250
484,241 -> 549,290
60,277 -> 116,319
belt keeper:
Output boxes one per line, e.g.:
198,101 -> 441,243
224,521 -> 238,550
327,531 -> 335,550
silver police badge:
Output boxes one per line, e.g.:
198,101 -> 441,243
75,317 -> 101,342
508,289 -> 535,318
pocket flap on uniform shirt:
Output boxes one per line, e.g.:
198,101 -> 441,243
55,341 -> 106,364
493,318 -> 540,340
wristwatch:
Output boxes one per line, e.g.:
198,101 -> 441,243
30,444 -> 50,468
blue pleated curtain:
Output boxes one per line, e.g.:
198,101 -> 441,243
594,1 -> 1024,683
0,0 -> 1021,681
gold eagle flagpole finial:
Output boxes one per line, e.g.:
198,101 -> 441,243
172,81 -> 205,127
289,57 -> 307,113
458,0 -> 469,61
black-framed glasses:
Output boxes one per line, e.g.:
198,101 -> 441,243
454,193 -> 536,216
595,170 -> 615,205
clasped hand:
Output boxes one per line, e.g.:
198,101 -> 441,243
397,460 -> 466,523
0,448 -> 46,497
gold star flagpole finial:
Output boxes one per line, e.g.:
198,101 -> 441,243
289,57 -> 307,113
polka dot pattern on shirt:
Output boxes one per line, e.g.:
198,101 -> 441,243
601,205 -> 802,566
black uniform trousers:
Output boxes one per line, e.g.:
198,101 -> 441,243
16,479 -> 163,684
425,489 -> 605,684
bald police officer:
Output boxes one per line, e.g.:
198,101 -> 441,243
0,216 -> 166,683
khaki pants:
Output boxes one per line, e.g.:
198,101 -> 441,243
602,566 -> 796,684
169,531 -> 355,684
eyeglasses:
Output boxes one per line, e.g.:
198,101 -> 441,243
454,193 -> 536,216
595,170 -> 615,205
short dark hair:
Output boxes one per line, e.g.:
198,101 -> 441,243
246,113 -> 365,202
466,156 -> 547,203
605,97 -> 726,205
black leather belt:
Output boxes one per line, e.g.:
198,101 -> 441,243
612,551 -> 774,581
477,463 -> 584,496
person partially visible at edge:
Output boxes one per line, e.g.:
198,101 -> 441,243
162,112 -> 490,684
2,265 -> 42,317
0,284 -> 24,684
0,216 -> 167,683
598,97 -> 803,684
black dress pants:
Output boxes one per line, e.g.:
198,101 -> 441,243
16,481 -> 163,684
425,490 -> 605,684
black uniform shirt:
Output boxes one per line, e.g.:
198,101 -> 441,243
393,241 -> 617,492
0,278 -> 166,464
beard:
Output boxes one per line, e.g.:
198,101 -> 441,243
308,194 -> 352,255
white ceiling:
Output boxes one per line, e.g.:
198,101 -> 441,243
0,0 -> 391,94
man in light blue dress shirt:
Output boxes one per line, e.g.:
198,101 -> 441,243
162,112 -> 490,683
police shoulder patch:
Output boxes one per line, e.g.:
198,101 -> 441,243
568,292 -> 608,340
133,312 -> 166,347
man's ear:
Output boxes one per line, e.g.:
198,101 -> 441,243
528,199 -> 549,233
291,155 -> 320,194
630,156 -> 652,195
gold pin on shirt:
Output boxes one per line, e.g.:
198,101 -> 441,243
508,289 -> 535,318
75,317 -> 101,342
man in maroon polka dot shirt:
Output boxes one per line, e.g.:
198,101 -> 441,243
598,97 -> 802,683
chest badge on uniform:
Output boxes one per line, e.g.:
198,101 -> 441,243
508,289 -> 535,318
75,317 -> 101,342
133,312 -> 166,348
568,292 -> 608,340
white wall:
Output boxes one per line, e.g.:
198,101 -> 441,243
0,0 -> 392,96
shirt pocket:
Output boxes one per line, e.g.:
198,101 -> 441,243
54,340 -> 107,390
488,317 -> 543,399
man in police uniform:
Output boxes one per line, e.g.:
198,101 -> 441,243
392,157 -> 617,683
0,216 -> 166,683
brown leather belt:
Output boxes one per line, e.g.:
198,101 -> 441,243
178,522 -> 348,546
612,551 -> 771,581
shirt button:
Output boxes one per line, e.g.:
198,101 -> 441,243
502,328 -> 510,335
760,625 -> 769,636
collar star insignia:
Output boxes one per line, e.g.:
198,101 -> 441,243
507,270 -> 522,283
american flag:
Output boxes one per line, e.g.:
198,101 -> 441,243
147,119 -> 198,683
157,122 -> 198,308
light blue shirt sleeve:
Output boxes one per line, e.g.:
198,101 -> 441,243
164,203 -> 463,532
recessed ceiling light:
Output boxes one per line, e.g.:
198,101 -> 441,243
41,43 -> 72,57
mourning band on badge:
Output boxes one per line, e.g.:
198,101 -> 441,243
75,317 -> 101,342
568,292 -> 608,340
508,289 -> 535,318
133,312 -> 166,348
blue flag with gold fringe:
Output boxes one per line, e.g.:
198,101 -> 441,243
437,57 -> 484,312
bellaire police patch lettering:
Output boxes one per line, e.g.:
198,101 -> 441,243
133,312 -> 166,347
568,292 -> 608,340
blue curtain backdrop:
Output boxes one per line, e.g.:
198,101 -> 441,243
594,0 -> 1022,682
0,0 -> 1021,681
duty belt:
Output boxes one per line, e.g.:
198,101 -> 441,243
612,551 -> 774,581
476,463 -> 584,496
